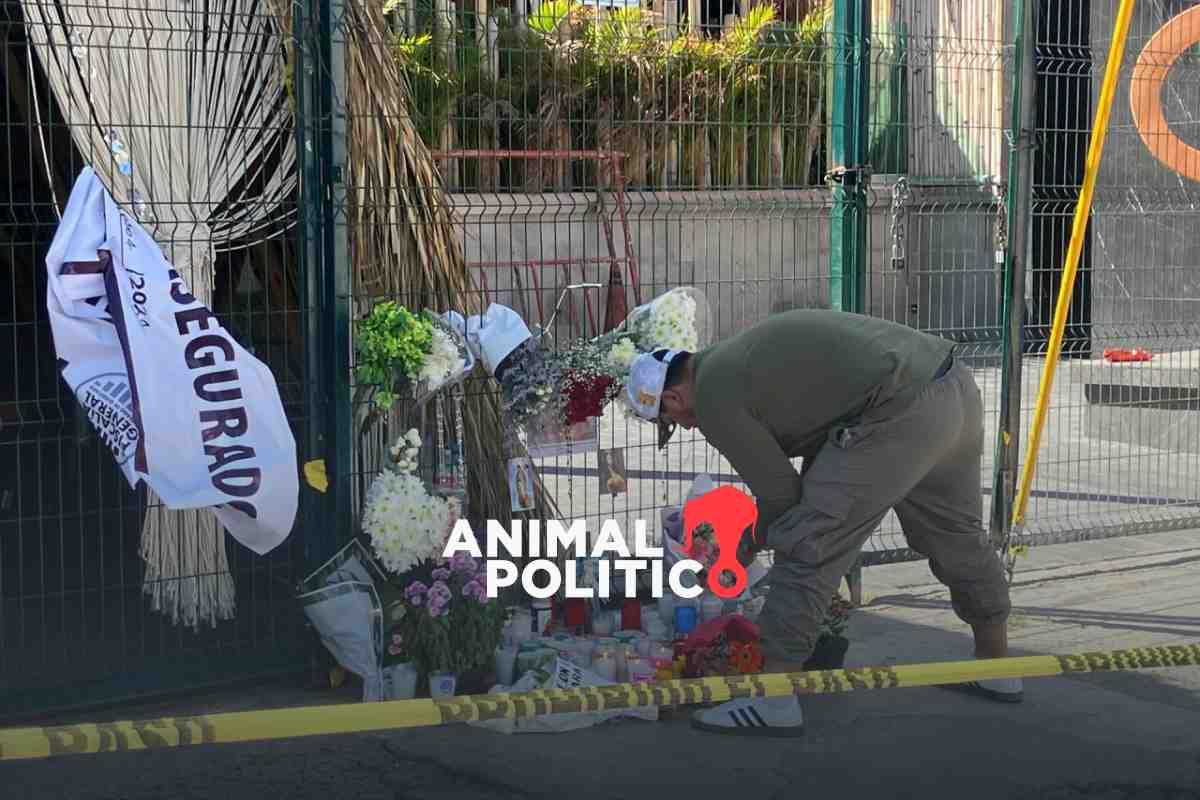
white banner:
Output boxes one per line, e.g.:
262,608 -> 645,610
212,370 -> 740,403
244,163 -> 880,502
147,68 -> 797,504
44,168 -> 298,555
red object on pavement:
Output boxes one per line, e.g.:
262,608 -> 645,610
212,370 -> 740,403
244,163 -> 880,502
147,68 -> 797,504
1103,347 -> 1153,362
676,615 -> 760,656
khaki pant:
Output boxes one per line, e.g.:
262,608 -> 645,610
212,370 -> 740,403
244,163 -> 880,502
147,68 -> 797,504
758,358 -> 1011,663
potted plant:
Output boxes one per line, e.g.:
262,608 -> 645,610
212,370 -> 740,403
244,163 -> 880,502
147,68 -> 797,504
393,552 -> 507,697
803,593 -> 853,670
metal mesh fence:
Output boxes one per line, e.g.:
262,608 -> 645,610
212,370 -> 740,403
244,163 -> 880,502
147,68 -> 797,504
348,0 -> 836,559
1012,0 -> 1200,547
0,0 -> 311,718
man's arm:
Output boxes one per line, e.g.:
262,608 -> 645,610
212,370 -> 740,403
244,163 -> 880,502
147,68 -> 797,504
706,406 -> 803,546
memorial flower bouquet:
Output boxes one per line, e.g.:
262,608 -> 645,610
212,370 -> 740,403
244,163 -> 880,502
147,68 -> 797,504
355,302 -> 469,410
495,336 -> 561,431
391,551 -> 507,682
362,430 -> 456,576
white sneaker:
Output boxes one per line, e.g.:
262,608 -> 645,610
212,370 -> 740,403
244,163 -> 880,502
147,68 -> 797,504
940,676 -> 1024,703
691,695 -> 804,737
971,677 -> 1024,703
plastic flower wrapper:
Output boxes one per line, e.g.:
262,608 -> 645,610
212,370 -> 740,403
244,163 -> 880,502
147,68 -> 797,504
411,311 -> 475,406
622,286 -> 712,354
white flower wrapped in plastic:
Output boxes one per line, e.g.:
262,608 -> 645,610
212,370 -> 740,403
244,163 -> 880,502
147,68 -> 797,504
626,287 -> 705,353
363,431 -> 452,576
416,327 -> 465,391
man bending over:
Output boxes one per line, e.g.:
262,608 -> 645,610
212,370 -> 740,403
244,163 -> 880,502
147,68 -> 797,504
625,309 -> 1019,737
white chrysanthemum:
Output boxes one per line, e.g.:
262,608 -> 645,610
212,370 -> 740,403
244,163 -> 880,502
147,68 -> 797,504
639,291 -> 698,352
363,470 -> 450,576
417,328 -> 466,392
608,338 -> 639,371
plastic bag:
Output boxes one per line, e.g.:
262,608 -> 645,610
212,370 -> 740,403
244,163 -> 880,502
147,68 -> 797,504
297,540 -> 388,701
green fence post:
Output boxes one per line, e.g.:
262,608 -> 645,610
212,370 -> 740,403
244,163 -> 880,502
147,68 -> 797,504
829,0 -> 870,313
297,0 -> 352,571
990,0 -> 1035,552
830,0 -> 870,599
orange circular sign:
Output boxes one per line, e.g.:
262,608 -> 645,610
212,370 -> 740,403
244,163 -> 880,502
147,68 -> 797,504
1131,5 -> 1200,182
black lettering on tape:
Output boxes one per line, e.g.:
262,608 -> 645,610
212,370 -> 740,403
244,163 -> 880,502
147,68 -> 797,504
652,684 -> 682,707
131,719 -> 173,748
579,687 -> 603,713
172,717 -> 216,746
435,698 -> 476,724
630,684 -> 655,708
1056,655 -> 1089,673
871,667 -> 900,689
471,697 -> 512,723
723,675 -> 756,700
788,672 -> 822,696
546,690 -> 583,716
1135,648 -> 1161,669
1167,646 -> 1190,667
843,668 -> 871,691
821,671 -> 848,693
596,685 -> 631,711
44,726 -> 88,755
96,723 -> 131,752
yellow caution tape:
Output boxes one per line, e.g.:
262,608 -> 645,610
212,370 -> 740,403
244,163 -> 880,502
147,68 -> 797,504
2,642 -> 1198,761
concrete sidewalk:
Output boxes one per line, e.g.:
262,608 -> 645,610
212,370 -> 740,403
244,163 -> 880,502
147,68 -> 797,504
7,531 -> 1200,800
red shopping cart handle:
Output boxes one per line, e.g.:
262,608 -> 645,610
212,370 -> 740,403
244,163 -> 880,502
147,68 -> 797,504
1103,347 -> 1154,362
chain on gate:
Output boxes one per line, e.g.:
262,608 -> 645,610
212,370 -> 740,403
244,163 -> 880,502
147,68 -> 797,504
889,176 -> 911,271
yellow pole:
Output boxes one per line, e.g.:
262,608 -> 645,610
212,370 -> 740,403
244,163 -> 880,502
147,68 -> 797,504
1011,0 -> 1138,528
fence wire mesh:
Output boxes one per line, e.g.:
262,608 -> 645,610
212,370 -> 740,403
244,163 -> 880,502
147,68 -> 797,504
0,0 -> 311,718
1012,0 -> 1200,548
348,0 -> 836,562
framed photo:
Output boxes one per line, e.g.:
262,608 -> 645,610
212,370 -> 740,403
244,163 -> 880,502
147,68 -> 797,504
508,457 -> 536,513
598,448 -> 627,497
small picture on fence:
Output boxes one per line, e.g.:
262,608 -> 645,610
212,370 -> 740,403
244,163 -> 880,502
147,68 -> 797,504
508,457 -> 536,513
599,449 -> 627,497
526,414 -> 599,459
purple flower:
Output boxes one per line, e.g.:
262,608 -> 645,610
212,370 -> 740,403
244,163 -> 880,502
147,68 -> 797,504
449,551 -> 478,576
428,580 -> 452,604
427,596 -> 449,618
462,579 -> 486,602
431,566 -> 452,582
404,581 -> 428,607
